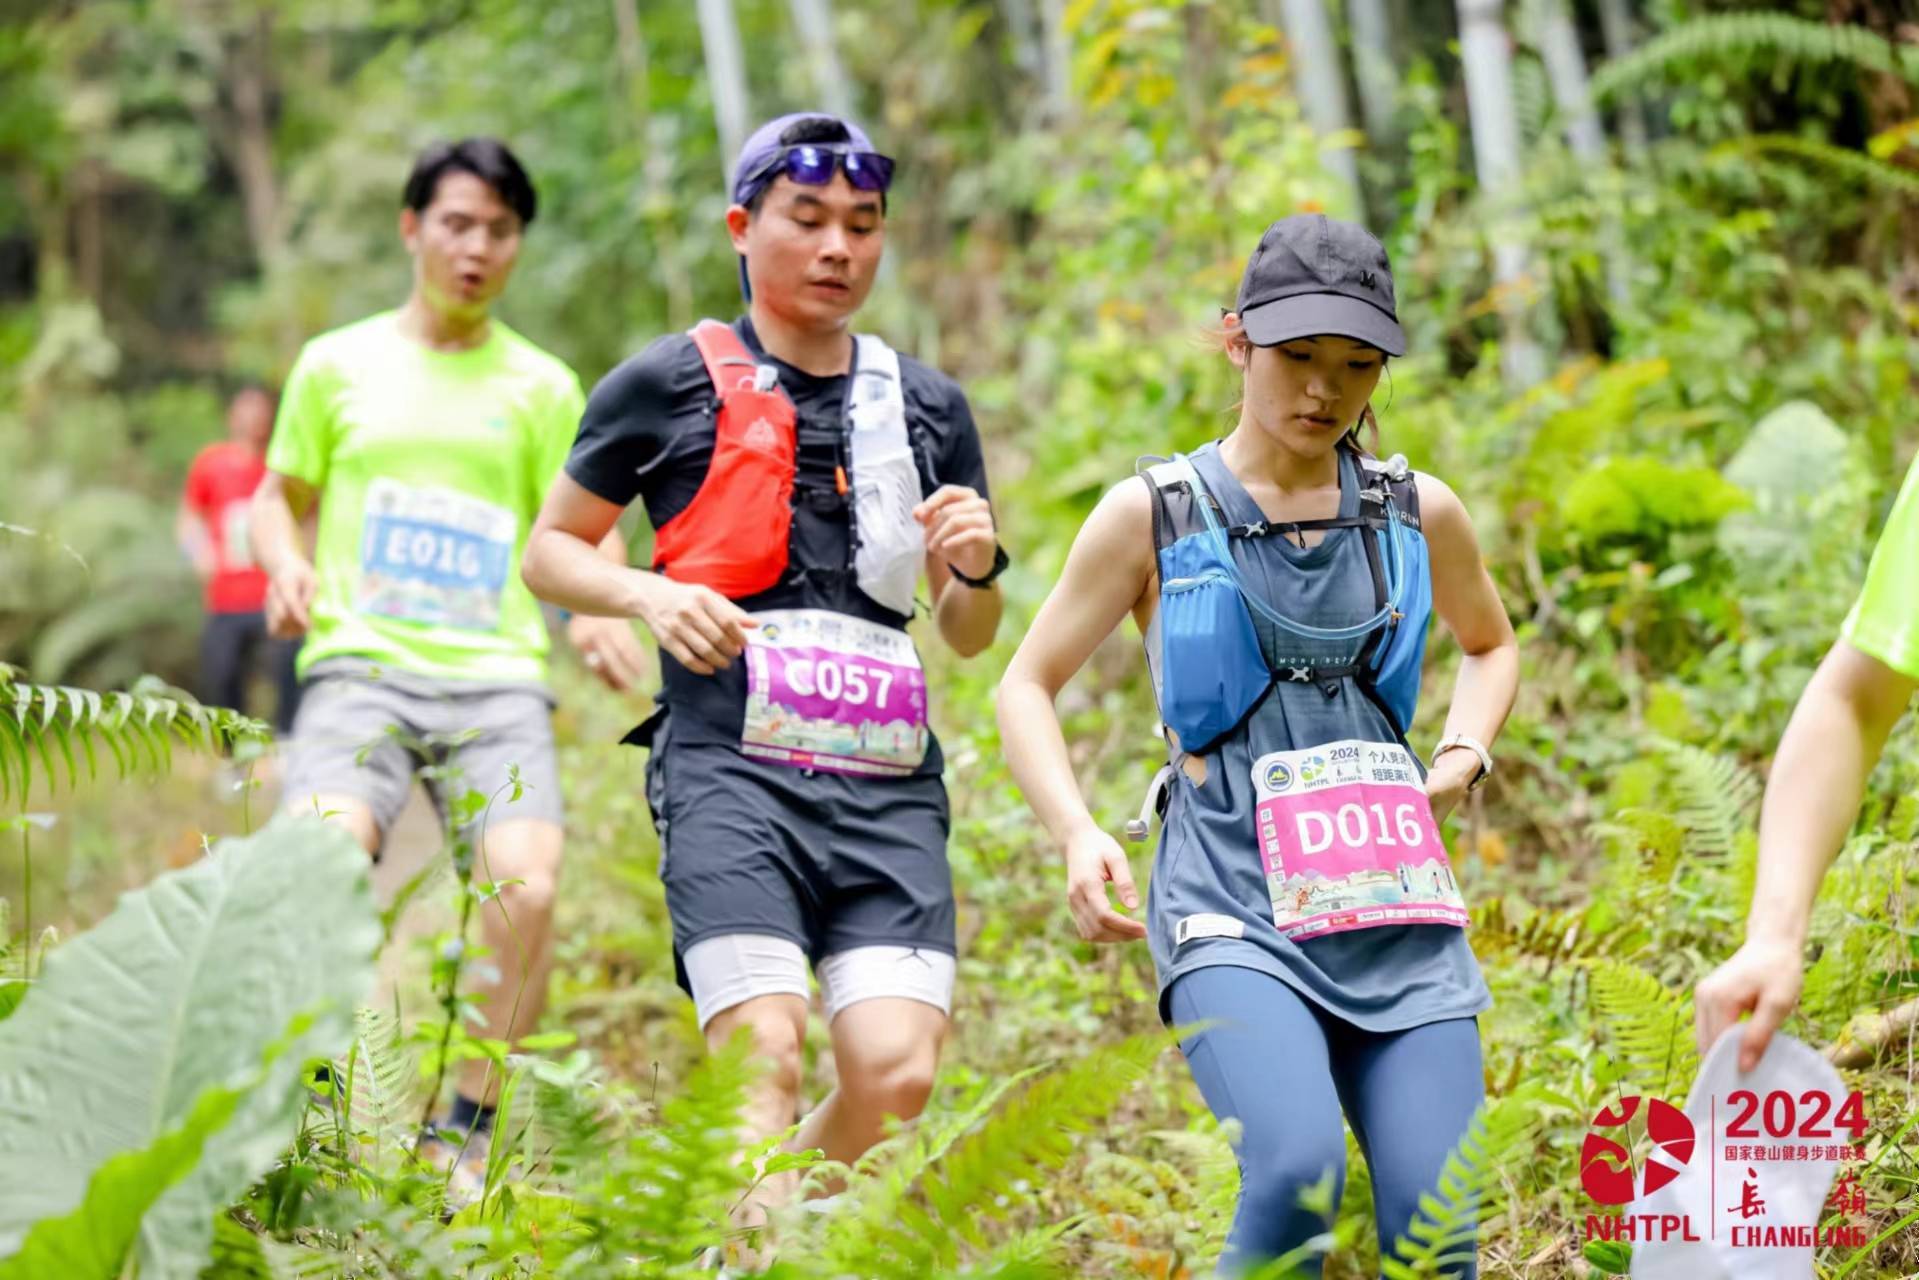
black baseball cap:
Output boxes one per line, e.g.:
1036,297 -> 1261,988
1235,214 -> 1405,356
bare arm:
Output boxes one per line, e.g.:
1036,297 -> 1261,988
1417,474 -> 1519,821
1697,641 -> 1916,1068
175,503 -> 215,581
561,525 -> 652,691
251,470 -> 320,636
996,478 -> 1157,942
522,472 -> 753,676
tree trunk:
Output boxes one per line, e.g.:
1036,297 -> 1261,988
1454,0 -> 1545,385
1347,0 -> 1399,151
611,0 -> 694,328
223,11 -> 283,270
787,0 -> 853,118
695,0 -> 752,178
1593,0 -> 1647,157
610,0 -> 650,106
1035,0 -> 1073,123
1533,0 -> 1604,161
1531,0 -> 1628,306
1267,0 -> 1363,213
1001,0 -> 1042,81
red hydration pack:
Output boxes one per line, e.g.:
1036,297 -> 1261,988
651,320 -> 798,598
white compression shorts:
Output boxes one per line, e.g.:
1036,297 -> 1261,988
679,933 -> 956,1031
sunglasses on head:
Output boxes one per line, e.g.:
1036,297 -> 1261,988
743,145 -> 896,199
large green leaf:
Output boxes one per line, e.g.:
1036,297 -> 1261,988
0,816 -> 380,1278
0,1069 -> 253,1280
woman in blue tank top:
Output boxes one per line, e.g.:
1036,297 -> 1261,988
997,215 -> 1518,1277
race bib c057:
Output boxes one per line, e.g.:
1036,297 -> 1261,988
1253,739 -> 1469,941
357,478 -> 515,632
741,609 -> 929,777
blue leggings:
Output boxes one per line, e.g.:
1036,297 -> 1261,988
1168,966 -> 1484,1278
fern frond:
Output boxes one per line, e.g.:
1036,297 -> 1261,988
1469,898 -> 1600,965
1605,809 -> 1685,889
1655,741 -> 1759,862
1731,135 -> 1919,199
819,1031 -> 1176,1276
340,1005 -> 417,1163
198,1213 -> 276,1280
1382,1093 -> 1541,1278
524,1056 -> 610,1188
1586,960 -> 1697,1099
1077,1122 -> 1238,1274
0,668 -> 267,802
1591,14 -> 1919,103
972,1219 -> 1080,1274
579,1037 -> 756,1264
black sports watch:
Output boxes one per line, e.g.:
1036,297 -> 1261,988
948,543 -> 1009,589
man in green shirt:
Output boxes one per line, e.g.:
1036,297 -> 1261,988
250,138 -> 642,1191
1697,453 -> 1919,1071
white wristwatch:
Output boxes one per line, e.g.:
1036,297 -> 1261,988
1434,733 -> 1494,791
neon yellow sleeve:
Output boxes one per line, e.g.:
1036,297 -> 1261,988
529,370 -> 587,504
1840,455 -> 1919,681
266,342 -> 342,489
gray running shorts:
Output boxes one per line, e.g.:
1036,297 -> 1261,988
282,661 -> 562,843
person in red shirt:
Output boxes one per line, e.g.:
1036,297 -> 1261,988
178,386 -> 301,730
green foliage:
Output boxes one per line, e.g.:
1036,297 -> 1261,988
1383,1093 -> 1542,1278
7,0 -> 1919,1275
1732,134 -> 1919,200
0,817 -> 379,1276
1655,740 -> 1760,863
1558,456 -> 1749,548
1586,961 -> 1698,1100
1590,12 -> 1919,104
1718,399 -> 1870,583
578,1036 -> 760,1266
0,664 -> 267,802
0,1070 -> 254,1280
797,1030 -> 1172,1276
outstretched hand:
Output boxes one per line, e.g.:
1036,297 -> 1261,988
265,558 -> 317,638
1063,825 -> 1147,943
1695,936 -> 1805,1073
567,614 -> 648,691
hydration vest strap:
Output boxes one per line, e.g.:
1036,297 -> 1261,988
688,319 -> 761,393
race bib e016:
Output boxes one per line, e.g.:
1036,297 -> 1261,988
741,609 -> 929,777
1252,739 -> 1469,941
357,478 -> 515,632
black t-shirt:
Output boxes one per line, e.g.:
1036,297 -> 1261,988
566,317 -> 990,773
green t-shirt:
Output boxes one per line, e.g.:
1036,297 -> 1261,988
268,311 -> 585,684
1841,453 -> 1919,681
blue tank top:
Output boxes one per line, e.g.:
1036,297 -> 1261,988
1143,442 -> 1491,1031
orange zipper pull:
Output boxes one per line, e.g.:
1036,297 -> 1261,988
835,464 -> 849,496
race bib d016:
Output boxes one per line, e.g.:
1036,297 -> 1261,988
741,609 -> 929,777
1252,739 -> 1469,941
357,478 -> 515,632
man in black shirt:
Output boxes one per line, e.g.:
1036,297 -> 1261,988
522,112 -> 1004,1226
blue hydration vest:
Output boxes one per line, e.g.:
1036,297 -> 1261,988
1141,439 -> 1433,760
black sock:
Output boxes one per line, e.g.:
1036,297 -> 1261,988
446,1093 -> 495,1135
